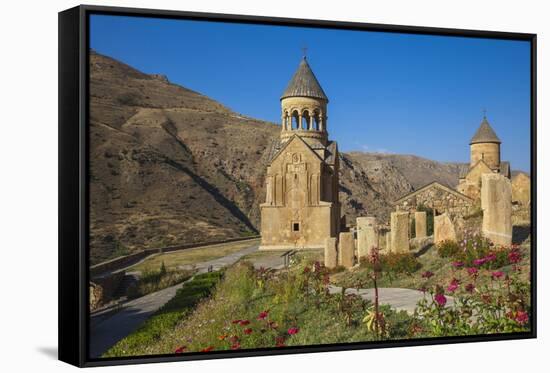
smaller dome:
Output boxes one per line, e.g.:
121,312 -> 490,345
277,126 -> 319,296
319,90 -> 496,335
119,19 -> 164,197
470,116 -> 501,144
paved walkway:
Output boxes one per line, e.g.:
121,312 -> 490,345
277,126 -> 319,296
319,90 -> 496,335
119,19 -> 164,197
90,243 -> 450,357
327,286 -> 454,314
89,242 -> 260,358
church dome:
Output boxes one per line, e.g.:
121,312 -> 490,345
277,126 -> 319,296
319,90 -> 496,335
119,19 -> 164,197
281,57 -> 328,102
470,116 -> 501,144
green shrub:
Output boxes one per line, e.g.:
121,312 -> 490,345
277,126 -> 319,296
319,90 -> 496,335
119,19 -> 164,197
436,240 -> 460,258
361,252 -> 421,276
436,233 -> 513,269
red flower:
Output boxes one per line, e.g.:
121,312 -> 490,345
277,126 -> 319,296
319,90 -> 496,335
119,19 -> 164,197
467,267 -> 478,276
239,320 -> 250,326
484,253 -> 497,262
230,342 -> 241,350
452,261 -> 464,268
218,334 -> 228,341
515,311 -> 529,325
491,271 -> 504,279
275,336 -> 286,347
508,249 -> 522,264
446,279 -> 459,293
231,319 -> 242,324
243,328 -> 253,335
257,310 -> 269,320
421,271 -> 434,279
200,346 -> 214,352
473,258 -> 487,266
174,346 -> 187,354
434,293 -> 447,307
287,327 -> 300,335
229,335 -> 239,344
465,283 -> 475,293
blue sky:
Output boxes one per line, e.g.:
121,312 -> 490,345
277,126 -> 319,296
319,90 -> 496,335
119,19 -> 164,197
90,15 -> 531,171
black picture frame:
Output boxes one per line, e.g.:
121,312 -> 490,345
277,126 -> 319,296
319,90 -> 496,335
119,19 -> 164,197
59,4 -> 537,368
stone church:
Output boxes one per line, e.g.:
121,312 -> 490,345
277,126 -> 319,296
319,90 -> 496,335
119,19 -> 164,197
394,115 -> 510,219
259,57 -> 341,250
457,115 -> 511,200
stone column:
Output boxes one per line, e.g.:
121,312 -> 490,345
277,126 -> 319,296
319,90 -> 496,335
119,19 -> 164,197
356,217 -> 378,260
481,173 -> 512,246
415,211 -> 427,238
324,237 -> 338,269
434,213 -> 457,244
338,232 -> 355,268
390,212 -> 409,253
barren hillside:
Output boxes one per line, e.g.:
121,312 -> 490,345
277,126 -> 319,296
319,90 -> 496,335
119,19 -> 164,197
89,51 -> 509,264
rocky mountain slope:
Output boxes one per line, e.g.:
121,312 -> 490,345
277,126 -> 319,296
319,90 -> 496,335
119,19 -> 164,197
89,51 -> 518,264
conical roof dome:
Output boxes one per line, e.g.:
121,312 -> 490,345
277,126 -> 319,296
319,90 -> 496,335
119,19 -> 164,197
281,57 -> 328,101
470,117 -> 501,144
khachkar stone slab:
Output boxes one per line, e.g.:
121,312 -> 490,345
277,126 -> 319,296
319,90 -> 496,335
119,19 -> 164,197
356,217 -> 378,260
481,173 -> 512,246
415,211 -> 427,238
324,237 -> 338,269
434,213 -> 457,244
338,232 -> 355,268
390,212 -> 409,253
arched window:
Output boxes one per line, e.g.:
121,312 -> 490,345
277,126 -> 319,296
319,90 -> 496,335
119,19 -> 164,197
291,110 -> 299,129
302,110 -> 310,130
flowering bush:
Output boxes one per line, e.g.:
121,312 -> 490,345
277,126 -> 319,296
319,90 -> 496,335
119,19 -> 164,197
437,232 -> 515,269
413,249 -> 530,336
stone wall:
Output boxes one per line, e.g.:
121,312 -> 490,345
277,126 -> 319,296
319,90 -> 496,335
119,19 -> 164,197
395,182 -> 474,221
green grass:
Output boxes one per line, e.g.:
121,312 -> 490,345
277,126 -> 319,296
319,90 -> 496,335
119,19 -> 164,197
127,268 -> 195,299
105,260 -> 413,357
130,239 -> 261,272
103,271 -> 223,357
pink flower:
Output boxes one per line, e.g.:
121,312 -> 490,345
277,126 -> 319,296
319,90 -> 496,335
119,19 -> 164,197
509,249 -> 522,264
446,279 -> 459,293
287,327 -> 300,335
515,311 -> 529,325
434,293 -> 447,307
484,253 -> 497,262
491,271 -> 505,279
243,328 -> 253,335
465,283 -> 475,293
231,319 -> 242,324
239,320 -> 250,326
257,310 -> 269,320
467,267 -> 478,276
174,346 -> 187,354
422,271 -> 434,279
452,261 -> 464,268
473,258 -> 487,266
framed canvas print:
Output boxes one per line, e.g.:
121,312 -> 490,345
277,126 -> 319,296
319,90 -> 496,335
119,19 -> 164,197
58,4 -> 537,367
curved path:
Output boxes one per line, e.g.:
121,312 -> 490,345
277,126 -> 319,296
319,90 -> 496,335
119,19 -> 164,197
327,286 -> 454,314
90,243 -> 449,357
89,242 -> 260,358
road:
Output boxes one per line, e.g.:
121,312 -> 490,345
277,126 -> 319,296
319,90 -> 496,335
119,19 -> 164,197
89,242 -> 260,358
